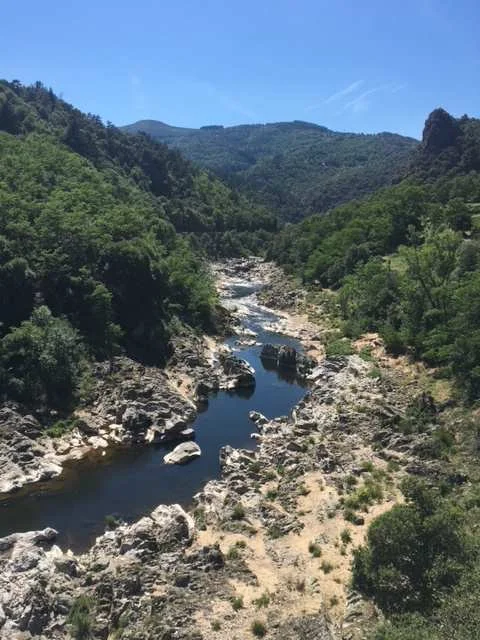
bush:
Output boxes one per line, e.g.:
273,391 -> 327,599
227,545 -> 240,560
253,591 -> 270,608
230,596 -> 244,611
68,595 -> 93,639
352,480 -> 470,614
104,514 -> 121,530
308,542 -> 322,558
321,560 -> 334,574
251,620 -> 267,637
45,417 -> 79,438
340,528 -> 352,545
325,338 -> 354,357
232,503 -> 246,520
1,306 -> 87,408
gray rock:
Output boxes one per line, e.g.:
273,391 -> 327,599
164,442 -> 202,465
249,411 -> 268,426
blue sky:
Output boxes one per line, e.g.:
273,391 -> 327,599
2,0 -> 479,138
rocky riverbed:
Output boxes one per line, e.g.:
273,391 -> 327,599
0,314 -> 259,495
0,259 -> 443,639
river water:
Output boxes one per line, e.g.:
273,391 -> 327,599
0,281 -> 307,552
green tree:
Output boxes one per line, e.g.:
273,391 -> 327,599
1,306 -> 86,407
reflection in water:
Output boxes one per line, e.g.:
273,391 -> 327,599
0,283 -> 308,552
259,356 -> 299,384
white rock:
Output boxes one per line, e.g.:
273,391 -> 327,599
87,436 -> 109,449
164,442 -> 201,465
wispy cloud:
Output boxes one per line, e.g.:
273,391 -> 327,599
341,82 -> 407,114
305,79 -> 364,112
325,79 -> 365,104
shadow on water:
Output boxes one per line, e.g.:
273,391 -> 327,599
0,283 -> 308,552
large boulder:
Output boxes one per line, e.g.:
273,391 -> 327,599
261,344 -> 315,376
278,345 -> 297,368
220,354 -> 255,388
164,442 -> 202,465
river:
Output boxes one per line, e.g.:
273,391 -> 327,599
0,279 -> 307,552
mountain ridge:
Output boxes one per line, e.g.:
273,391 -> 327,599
122,118 -> 418,221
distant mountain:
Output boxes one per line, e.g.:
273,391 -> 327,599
122,119 -> 418,221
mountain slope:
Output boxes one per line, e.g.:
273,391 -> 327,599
122,119 -> 418,220
0,79 -> 276,408
269,107 -> 480,396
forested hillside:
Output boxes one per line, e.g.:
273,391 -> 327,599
269,108 -> 480,398
0,80 -> 274,408
122,119 -> 417,221
269,108 -> 480,639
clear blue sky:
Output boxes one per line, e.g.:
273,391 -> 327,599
2,0 -> 479,138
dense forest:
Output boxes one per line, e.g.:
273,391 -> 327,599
122,119 -> 417,221
0,80 -> 275,408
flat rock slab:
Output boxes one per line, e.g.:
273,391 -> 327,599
164,442 -> 202,465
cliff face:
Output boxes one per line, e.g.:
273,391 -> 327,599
421,108 -> 461,155
410,107 -> 480,179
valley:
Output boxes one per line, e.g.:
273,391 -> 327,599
0,79 -> 479,640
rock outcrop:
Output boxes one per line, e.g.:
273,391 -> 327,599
0,357 -> 199,495
261,343 -> 316,377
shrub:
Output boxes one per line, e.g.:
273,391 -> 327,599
298,483 -> 310,496
232,503 -> 246,520
308,542 -> 322,558
368,366 -> 382,379
251,620 -> 267,637
352,480 -> 470,614
68,595 -> 93,639
253,591 -> 270,608
265,489 -> 278,501
325,338 -> 354,357
104,514 -> 121,530
227,545 -> 240,560
211,620 -> 221,631
321,561 -> 334,574
230,596 -> 244,611
45,417 -> 79,438
340,528 -> 352,545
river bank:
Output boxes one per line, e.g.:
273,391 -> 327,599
0,259 -> 439,639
